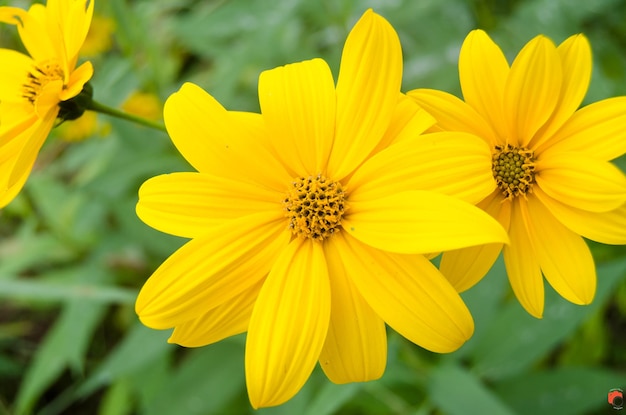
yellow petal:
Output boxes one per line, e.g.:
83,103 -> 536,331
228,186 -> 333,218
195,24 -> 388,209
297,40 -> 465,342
258,58 -> 335,176
137,172 -> 283,239
504,35 -> 562,147
529,34 -> 591,150
0,49 -> 34,102
331,233 -> 474,353
14,4 -> 59,63
0,166 -> 29,208
343,190 -> 509,255
525,195 -> 595,305
168,279 -> 263,348
458,30 -> 510,141
439,190 -> 510,292
49,0 -> 94,65
535,154 -> 626,212
348,131 -> 495,205
319,240 -> 387,384
135,213 -> 290,329
327,10 -> 402,180
407,88 -> 498,147
59,60 -> 93,101
503,199 -> 544,318
538,97 -> 626,160
8,107 -> 56,187
370,94 -> 436,154
163,82 -> 291,190
534,186 -> 626,244
246,239 -> 330,409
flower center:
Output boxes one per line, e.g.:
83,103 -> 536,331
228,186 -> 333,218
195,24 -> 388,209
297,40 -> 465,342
283,175 -> 346,241
492,144 -> 536,200
22,62 -> 65,105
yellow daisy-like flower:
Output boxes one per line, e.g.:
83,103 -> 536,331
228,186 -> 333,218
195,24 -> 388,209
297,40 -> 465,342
135,11 -> 508,408
0,0 -> 94,207
409,30 -> 626,318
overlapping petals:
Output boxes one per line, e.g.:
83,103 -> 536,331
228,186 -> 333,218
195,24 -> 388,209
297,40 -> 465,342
408,29 -> 626,317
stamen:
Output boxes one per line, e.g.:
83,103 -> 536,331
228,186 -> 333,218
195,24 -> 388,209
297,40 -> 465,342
283,174 -> 346,241
492,144 -> 536,200
22,62 -> 64,104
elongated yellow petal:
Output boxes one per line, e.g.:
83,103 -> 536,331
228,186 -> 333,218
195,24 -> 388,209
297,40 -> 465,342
439,190 -> 510,292
168,279 -> 263,348
259,58 -> 335,176
535,154 -> 626,212
246,239 -> 330,409
538,97 -> 626,160
327,10 -> 402,180
137,172 -> 282,239
525,195 -> 595,305
163,83 -> 291,190
332,233 -> 473,353
503,199 -> 544,318
13,4 -> 59,63
529,34 -> 591,149
407,88 -> 498,147
59,60 -> 93,101
343,190 -> 509,254
319,240 -> 386,384
370,94 -> 436,154
534,186 -> 626,244
135,213 -> 290,329
459,30 -> 510,140
504,35 -> 562,147
8,107 -> 57,187
0,49 -> 33,102
49,0 -> 94,65
347,132 -> 495,205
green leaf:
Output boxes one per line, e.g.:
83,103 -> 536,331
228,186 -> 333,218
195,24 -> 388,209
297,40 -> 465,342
15,300 -> 106,414
494,367 -> 626,415
468,260 -> 626,379
429,364 -> 516,415
143,336 -> 245,415
0,279 -> 136,304
77,324 -> 173,398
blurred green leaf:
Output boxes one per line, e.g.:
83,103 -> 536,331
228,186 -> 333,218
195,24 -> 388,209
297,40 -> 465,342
494,367 -> 626,415
99,378 -> 134,415
0,279 -> 136,304
468,260 -> 626,380
144,337 -> 245,415
15,299 -> 106,414
77,324 -> 173,398
429,363 -> 516,415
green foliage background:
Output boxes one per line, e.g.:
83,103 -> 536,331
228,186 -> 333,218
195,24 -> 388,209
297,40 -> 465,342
1,0 -> 625,414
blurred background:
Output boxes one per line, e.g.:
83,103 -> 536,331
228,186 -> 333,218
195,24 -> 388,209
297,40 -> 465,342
0,0 -> 625,414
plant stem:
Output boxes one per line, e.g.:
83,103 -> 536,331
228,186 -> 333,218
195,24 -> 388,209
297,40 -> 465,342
87,99 -> 167,132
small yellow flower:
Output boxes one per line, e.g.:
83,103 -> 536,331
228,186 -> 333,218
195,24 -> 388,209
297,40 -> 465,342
121,91 -> 162,121
0,0 -> 94,207
135,11 -> 508,408
409,30 -> 626,318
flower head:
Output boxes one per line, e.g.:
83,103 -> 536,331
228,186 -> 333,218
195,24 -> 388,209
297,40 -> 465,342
0,0 -> 94,206
409,30 -> 626,318
135,11 -> 508,408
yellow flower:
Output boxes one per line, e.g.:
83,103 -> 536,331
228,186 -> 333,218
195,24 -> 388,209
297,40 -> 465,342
0,0 -> 94,207
409,30 -> 626,318
121,91 -> 162,121
135,11 -> 508,408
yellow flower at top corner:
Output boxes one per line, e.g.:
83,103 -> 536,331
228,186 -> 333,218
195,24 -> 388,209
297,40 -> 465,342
408,30 -> 626,318
135,9 -> 508,409
0,0 -> 94,207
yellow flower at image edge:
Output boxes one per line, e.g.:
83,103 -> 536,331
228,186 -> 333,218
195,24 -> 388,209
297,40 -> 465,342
409,30 -> 626,318
135,10 -> 509,409
0,0 -> 94,207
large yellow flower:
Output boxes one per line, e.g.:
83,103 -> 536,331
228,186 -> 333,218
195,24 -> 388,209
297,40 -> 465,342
135,11 -> 508,408
409,30 -> 626,318
0,0 -> 94,206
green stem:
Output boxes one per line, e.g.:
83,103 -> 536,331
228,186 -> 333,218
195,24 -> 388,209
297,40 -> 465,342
87,99 -> 167,132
